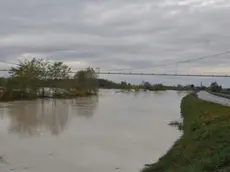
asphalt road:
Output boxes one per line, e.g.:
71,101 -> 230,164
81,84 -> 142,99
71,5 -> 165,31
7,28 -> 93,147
197,91 -> 230,107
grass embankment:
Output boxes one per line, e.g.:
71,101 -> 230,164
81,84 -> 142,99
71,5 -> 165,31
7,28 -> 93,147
142,94 -> 230,172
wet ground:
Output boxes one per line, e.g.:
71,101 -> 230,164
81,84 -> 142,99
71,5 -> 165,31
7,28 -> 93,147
0,90 -> 188,172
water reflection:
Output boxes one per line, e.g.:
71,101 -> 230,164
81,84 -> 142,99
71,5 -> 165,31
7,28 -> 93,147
0,90 -> 188,172
153,91 -> 165,96
176,91 -> 191,96
5,97 -> 98,136
73,96 -> 99,118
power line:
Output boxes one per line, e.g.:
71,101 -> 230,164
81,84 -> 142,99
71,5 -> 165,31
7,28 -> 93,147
102,50 -> 230,71
0,50 -> 230,72
98,72 -> 230,78
0,60 -> 17,65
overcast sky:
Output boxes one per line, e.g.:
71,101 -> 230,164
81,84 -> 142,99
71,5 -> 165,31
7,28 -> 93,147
0,0 -> 230,85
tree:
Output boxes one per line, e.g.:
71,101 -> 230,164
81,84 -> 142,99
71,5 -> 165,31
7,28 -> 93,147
0,78 -> 7,87
210,82 -> 222,93
47,62 -> 71,96
120,81 -> 128,89
152,84 -> 166,91
140,81 -> 152,90
48,62 -> 71,80
9,58 -> 48,98
177,84 -> 183,90
98,79 -> 119,89
74,67 -> 98,93
0,57 -> 102,100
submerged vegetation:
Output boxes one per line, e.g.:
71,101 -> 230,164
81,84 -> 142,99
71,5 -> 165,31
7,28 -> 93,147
0,58 -> 98,101
142,94 -> 230,172
98,80 -> 206,91
169,121 -> 183,131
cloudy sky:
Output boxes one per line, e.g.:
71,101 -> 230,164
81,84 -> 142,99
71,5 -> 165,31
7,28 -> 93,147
0,0 -> 230,85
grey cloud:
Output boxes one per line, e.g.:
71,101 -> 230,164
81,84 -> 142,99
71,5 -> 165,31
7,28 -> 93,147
0,0 -> 230,81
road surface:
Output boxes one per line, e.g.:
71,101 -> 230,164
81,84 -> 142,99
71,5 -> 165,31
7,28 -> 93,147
197,91 -> 230,107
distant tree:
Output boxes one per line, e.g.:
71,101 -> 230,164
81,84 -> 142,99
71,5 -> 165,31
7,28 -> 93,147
74,67 -> 98,93
120,81 -> 128,89
210,82 -> 222,93
152,83 -> 166,91
177,84 -> 184,90
98,79 -> 119,89
141,81 -> 152,90
225,88 -> 230,94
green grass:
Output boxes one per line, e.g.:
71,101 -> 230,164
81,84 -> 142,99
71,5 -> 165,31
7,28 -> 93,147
142,94 -> 230,172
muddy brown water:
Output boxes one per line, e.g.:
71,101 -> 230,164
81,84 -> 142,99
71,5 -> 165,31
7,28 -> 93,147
0,90 -> 189,172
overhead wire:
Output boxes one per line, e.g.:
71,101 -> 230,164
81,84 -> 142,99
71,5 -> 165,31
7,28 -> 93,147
101,50 -> 230,72
0,60 -> 17,65
0,50 -> 230,72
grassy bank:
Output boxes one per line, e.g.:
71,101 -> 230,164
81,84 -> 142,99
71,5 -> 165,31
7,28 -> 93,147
142,94 -> 230,172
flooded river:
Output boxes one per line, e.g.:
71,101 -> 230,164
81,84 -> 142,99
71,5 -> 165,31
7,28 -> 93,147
0,90 -> 188,172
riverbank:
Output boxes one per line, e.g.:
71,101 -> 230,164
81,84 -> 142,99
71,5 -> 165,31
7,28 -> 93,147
142,93 -> 230,172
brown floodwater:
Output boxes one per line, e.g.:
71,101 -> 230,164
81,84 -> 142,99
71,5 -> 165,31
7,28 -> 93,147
0,90 -> 188,172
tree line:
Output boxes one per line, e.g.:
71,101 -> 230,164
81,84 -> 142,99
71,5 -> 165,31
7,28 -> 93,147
98,80 -> 226,93
0,58 -> 227,101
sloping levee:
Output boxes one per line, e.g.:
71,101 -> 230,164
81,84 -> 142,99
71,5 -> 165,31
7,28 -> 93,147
142,94 -> 230,172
